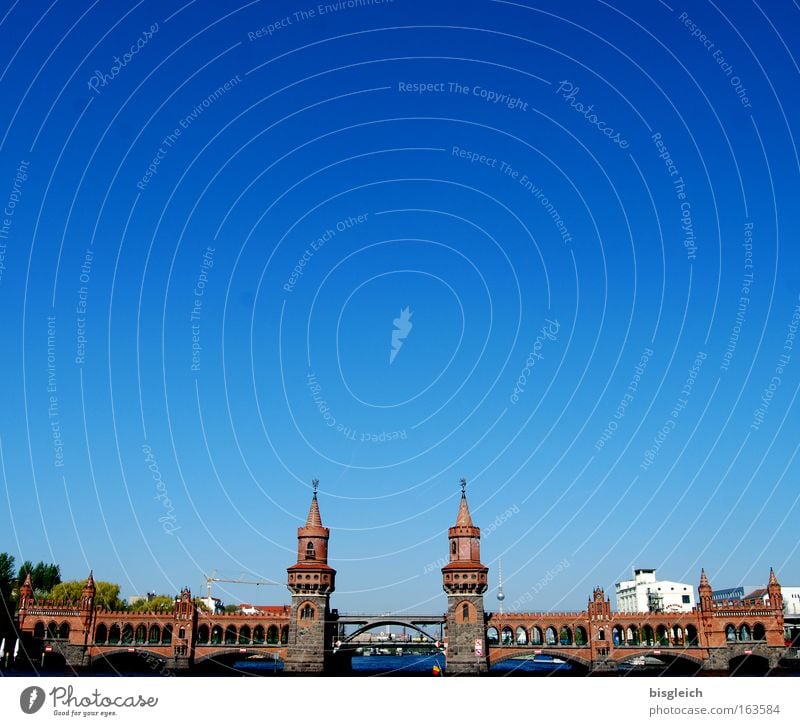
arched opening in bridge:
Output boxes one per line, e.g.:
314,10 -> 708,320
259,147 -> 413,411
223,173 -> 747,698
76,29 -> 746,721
197,625 -> 209,644
686,625 -> 698,646
725,624 -> 737,642
531,626 -> 542,645
109,625 -> 121,644
739,624 -> 751,641
597,628 -> 605,641
225,625 -> 237,645
210,625 -> 223,645
545,627 -> 557,645
135,625 -> 146,644
162,625 -> 172,644
729,653 -> 770,676
656,625 -> 669,646
95,624 -> 107,644
122,624 -> 133,644
267,625 -> 279,644
559,627 -> 572,646
487,627 -> 499,645
239,626 -> 251,644
148,625 -> 160,644
501,627 -> 513,645
58,622 -> 70,639
280,625 -> 289,644
642,625 -> 654,646
626,625 -> 639,646
612,625 -> 623,646
516,627 -> 527,645
672,625 -> 684,645
33,622 -> 45,639
90,651 -> 168,675
47,621 -> 58,639
253,625 -> 264,644
575,626 -> 587,646
753,623 -> 766,641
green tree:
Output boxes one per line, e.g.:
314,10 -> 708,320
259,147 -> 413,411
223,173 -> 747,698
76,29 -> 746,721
48,580 -> 126,611
0,553 -> 15,599
129,595 -> 175,612
18,560 -> 61,595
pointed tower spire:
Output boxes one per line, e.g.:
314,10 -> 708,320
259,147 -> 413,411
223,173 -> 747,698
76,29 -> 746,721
455,478 -> 475,527
18,572 -> 34,610
767,567 -> 783,612
698,568 -> 712,612
305,479 -> 323,528
81,569 -> 96,613
288,479 -> 335,590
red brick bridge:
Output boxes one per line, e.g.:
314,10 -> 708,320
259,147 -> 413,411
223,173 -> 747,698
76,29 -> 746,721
11,483 -> 792,674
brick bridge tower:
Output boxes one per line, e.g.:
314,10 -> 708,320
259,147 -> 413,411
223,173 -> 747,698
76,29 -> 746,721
285,480 -> 337,673
442,478 -> 489,674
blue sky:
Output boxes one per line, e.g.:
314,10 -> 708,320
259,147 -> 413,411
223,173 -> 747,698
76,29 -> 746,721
0,0 -> 798,613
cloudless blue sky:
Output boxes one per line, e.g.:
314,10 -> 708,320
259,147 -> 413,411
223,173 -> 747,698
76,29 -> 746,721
0,0 -> 798,613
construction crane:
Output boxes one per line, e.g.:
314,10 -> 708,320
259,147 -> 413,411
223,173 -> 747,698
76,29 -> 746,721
203,571 -> 282,600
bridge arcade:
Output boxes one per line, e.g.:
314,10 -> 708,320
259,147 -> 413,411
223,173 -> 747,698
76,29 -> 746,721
13,481 -> 789,674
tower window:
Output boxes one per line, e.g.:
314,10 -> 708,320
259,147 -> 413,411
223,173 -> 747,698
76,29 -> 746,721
451,542 -> 456,555
300,603 -> 315,620
462,603 -> 470,622
306,542 -> 315,560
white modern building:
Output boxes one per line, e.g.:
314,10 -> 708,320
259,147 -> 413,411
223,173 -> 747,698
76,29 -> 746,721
615,568 -> 695,613
782,587 -> 800,616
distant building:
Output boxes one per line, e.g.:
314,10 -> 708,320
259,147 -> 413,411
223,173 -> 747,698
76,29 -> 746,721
782,587 -> 800,616
711,586 -> 745,602
615,568 -> 695,613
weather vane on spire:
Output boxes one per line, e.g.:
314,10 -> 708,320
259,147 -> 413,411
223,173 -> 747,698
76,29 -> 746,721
312,478 -> 319,496
460,477 -> 467,495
